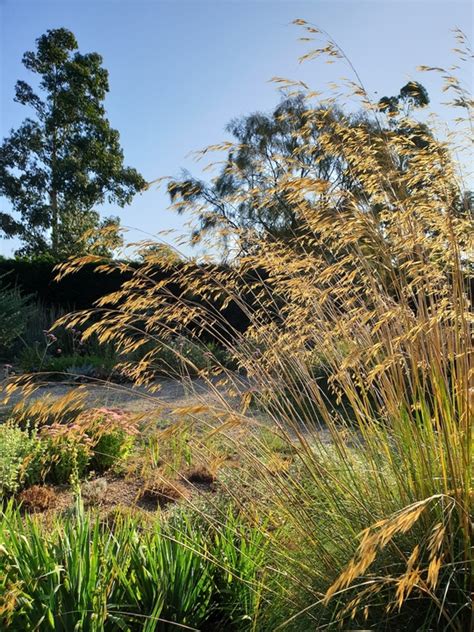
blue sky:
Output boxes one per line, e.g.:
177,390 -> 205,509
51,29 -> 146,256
1,0 -> 472,257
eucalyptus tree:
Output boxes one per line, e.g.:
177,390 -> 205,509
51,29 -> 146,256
0,28 -> 145,259
168,96 -> 359,253
168,86 -> 436,257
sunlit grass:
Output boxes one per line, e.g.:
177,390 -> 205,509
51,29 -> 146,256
2,22 -> 472,631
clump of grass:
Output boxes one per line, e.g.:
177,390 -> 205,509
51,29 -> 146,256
139,476 -> 191,508
18,485 -> 57,513
183,464 -> 217,486
11,22 -> 473,632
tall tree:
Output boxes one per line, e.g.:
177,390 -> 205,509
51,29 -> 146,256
0,28 -> 145,259
168,96 -> 357,252
168,88 -> 435,256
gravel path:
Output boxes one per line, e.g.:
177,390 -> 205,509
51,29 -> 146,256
0,376 -> 336,444
0,377 -> 226,415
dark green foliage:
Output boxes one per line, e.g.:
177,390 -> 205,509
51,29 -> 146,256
0,277 -> 33,357
0,259 -> 252,341
0,258 -> 136,309
0,28 -> 145,258
0,506 -> 268,631
18,336 -> 233,381
90,426 -> 134,472
143,337 -> 235,378
18,351 -> 117,377
168,86 -> 440,257
378,81 -> 430,114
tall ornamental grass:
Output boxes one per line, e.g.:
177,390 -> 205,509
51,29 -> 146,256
12,22 -> 472,630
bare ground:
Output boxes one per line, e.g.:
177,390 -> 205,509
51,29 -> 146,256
0,377 -> 228,416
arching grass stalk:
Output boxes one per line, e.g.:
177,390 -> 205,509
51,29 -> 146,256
9,24 -> 472,631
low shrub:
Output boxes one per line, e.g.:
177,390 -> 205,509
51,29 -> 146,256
17,329 -> 232,384
37,408 -> 137,483
0,422 -> 45,496
92,429 -> 132,471
120,336 -> 235,381
78,408 -> 137,472
40,435 -> 91,485
19,351 -> 117,379
18,485 -> 57,513
80,477 -> 108,505
0,407 -> 136,495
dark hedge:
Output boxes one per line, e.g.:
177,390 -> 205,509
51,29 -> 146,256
0,259 -> 135,309
0,259 -> 251,338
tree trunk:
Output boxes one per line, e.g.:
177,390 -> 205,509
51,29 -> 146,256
50,185 -> 58,256
50,65 -> 59,258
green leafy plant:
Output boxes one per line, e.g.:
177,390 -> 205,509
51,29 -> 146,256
19,349 -> 117,377
89,413 -> 136,472
0,422 -> 45,496
209,509 -> 268,628
40,436 -> 91,485
0,504 -> 268,630
0,279 -> 33,358
36,408 -> 137,482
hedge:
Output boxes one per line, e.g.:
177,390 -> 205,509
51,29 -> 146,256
0,259 -> 251,337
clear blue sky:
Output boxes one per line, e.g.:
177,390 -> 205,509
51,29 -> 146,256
1,0 -> 472,257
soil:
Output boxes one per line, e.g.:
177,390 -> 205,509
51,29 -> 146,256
0,377 -> 233,517
19,470 -> 219,519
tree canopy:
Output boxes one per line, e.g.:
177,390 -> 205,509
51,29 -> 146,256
168,96 -> 359,252
0,28 -> 146,259
167,88 -> 434,256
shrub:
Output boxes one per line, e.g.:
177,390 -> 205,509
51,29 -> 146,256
0,407 -> 137,491
40,436 -> 91,485
36,408 -> 137,483
0,418 -> 99,493
80,408 -> 137,472
0,422 -> 44,496
18,302 -> 69,357
91,425 -> 134,472
18,485 -> 57,513
125,336 -> 234,379
81,477 -> 108,505
0,280 -> 32,358
19,351 -> 117,378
